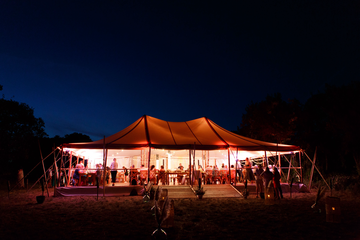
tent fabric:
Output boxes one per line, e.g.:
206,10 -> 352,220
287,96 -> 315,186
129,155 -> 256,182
62,115 -> 301,152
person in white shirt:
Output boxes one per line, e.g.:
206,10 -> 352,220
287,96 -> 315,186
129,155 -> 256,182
110,158 -> 118,186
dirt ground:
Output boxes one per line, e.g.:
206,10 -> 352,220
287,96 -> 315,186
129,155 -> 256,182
0,187 -> 359,240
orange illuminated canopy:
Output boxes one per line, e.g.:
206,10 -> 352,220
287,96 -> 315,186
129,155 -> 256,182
62,115 -> 301,152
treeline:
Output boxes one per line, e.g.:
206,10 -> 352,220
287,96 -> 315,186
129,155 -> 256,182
0,84 -> 92,178
237,81 -> 360,177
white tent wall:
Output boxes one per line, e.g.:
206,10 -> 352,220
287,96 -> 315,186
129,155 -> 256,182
64,147 -> 299,171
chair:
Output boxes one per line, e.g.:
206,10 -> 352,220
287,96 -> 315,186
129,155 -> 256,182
119,172 -> 125,183
220,170 -> 228,184
175,172 -> 183,185
212,170 -> 221,184
140,170 -> 147,185
158,170 -> 166,185
88,173 -> 96,186
80,173 -> 88,186
230,169 -> 236,183
130,169 -> 138,185
204,170 -> 212,184
149,170 -> 157,184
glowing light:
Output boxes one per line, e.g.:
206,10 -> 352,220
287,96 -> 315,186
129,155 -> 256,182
332,207 -> 335,211
268,195 -> 270,198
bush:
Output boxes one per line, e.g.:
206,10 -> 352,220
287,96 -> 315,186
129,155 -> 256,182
333,175 -> 360,195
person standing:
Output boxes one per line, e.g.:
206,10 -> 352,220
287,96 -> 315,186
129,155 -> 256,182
273,167 -> 283,199
96,164 -> 102,186
243,158 -> 255,183
255,164 -> 264,198
261,167 -> 274,196
123,166 -> 128,183
235,160 -> 242,183
110,158 -> 118,186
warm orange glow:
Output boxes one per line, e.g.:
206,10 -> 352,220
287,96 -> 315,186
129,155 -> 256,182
268,195 -> 270,198
332,207 -> 335,211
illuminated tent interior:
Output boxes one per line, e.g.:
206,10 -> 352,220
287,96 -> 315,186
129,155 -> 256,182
62,115 -> 301,170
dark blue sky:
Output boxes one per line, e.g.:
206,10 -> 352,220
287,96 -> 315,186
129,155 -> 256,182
1,1 -> 359,141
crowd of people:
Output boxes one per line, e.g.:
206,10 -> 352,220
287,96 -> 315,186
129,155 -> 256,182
69,157 -> 285,199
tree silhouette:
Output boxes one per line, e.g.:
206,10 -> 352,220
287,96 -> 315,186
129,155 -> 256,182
238,93 -> 301,144
0,97 -> 47,172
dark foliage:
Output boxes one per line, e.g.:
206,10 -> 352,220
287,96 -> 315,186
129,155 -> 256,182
238,93 -> 301,144
0,97 -> 47,173
238,82 -> 360,177
0,85 -> 92,178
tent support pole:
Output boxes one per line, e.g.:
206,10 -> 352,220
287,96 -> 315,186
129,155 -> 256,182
68,151 -> 72,187
53,145 -> 58,195
278,153 -> 281,179
299,151 -> 303,182
235,147 -> 238,187
287,154 -> 292,183
189,150 -> 192,186
228,148 -> 230,183
282,154 -> 301,179
59,147 -> 63,187
308,148 -> 317,191
102,136 -> 106,197
264,151 -> 268,167
147,147 -> 151,183
38,139 -> 50,197
305,151 -> 328,188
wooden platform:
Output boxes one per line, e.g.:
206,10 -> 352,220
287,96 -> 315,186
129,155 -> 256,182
201,184 -> 242,198
156,185 -> 196,199
54,185 -> 143,197
54,182 -> 306,198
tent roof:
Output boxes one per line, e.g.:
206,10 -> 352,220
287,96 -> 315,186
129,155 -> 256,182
62,115 -> 301,152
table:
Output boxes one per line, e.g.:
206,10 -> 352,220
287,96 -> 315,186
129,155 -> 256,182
165,171 -> 188,185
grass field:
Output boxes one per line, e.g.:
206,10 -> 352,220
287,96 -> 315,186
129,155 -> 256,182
0,186 -> 359,240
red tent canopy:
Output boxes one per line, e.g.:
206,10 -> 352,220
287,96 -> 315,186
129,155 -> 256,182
62,115 -> 301,152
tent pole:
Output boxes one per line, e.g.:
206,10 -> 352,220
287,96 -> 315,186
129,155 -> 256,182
38,139 -> 50,197
102,136 -> 106,197
189,149 -> 192,186
68,151 -> 73,187
227,148 -> 230,183
299,151 -> 303,182
264,151 -> 268,167
304,151 -> 330,189
278,153 -> 281,179
287,154 -> 292,183
308,148 -> 317,191
53,145 -> 58,195
282,154 -> 301,179
147,147 -> 151,183
59,147 -> 63,187
235,147 -> 238,186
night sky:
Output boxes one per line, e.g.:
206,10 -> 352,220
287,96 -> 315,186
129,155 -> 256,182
1,1 -> 359,141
